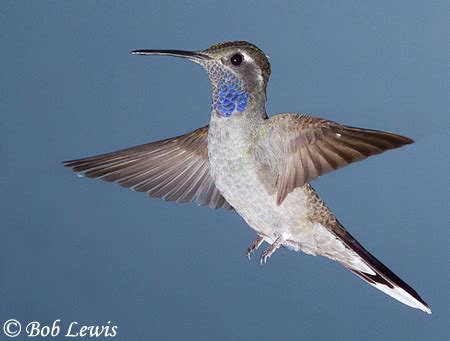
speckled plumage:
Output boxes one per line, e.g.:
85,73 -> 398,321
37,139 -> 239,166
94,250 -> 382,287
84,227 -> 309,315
207,112 -> 374,274
64,41 -> 430,314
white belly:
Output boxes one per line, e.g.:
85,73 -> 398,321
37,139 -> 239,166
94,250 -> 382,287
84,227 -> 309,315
207,117 -> 309,244
207,115 -> 375,274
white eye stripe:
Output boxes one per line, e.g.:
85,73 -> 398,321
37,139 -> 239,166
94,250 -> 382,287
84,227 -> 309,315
241,52 -> 252,63
240,53 -> 263,81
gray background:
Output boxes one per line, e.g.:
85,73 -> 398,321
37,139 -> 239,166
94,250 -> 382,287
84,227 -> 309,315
1,1 -> 449,340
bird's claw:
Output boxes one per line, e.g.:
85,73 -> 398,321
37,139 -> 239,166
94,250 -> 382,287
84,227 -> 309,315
259,237 -> 282,265
246,235 -> 264,260
260,250 -> 271,265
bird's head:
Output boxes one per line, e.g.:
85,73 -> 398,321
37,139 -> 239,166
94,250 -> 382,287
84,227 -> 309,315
132,41 -> 271,118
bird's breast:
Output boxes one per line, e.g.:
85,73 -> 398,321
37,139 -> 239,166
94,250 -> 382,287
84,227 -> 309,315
207,117 -> 259,200
207,116 -> 311,242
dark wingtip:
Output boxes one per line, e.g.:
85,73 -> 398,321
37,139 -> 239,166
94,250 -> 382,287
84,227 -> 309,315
62,159 -> 79,168
400,135 -> 414,145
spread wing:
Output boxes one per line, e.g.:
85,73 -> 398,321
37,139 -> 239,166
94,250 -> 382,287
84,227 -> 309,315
63,126 -> 233,210
252,113 -> 413,205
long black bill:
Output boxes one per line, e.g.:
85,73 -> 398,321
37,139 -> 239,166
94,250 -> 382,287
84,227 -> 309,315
130,49 -> 210,61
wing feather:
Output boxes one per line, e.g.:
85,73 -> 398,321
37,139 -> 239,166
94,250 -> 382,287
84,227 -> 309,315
252,114 -> 413,205
63,126 -> 233,210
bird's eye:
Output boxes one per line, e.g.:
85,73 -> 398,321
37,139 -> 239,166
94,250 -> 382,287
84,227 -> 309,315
230,53 -> 243,66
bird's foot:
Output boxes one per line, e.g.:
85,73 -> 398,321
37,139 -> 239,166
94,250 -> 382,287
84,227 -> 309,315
260,237 -> 282,265
246,235 -> 264,260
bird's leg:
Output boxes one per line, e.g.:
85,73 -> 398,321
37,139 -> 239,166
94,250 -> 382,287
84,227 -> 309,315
260,237 -> 283,265
246,235 -> 264,259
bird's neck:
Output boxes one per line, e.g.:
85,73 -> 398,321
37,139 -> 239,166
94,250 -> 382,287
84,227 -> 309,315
209,103 -> 266,147
208,69 -> 267,119
211,85 -> 267,120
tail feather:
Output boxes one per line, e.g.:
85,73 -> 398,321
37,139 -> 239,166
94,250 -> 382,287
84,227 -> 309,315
349,267 -> 431,314
335,223 -> 431,314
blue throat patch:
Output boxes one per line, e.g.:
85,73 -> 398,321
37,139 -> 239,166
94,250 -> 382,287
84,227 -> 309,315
213,81 -> 249,117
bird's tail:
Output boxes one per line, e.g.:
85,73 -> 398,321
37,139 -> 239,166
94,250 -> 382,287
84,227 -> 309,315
336,223 -> 431,314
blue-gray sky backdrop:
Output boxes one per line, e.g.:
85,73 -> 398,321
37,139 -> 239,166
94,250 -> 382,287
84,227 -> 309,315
1,1 -> 449,340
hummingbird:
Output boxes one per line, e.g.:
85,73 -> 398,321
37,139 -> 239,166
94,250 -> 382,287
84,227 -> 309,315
64,41 -> 431,314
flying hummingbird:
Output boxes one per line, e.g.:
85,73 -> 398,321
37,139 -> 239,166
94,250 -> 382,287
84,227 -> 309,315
64,41 -> 431,314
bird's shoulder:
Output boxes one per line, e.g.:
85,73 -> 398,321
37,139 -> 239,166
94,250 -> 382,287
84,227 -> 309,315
251,112 -> 413,205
